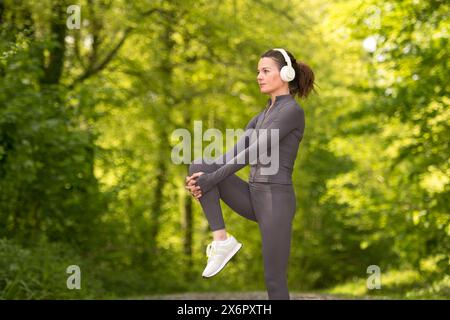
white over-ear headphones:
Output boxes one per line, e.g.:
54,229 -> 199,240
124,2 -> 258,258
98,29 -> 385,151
273,48 -> 296,82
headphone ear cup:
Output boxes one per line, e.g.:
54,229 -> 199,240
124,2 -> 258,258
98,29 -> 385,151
287,66 -> 296,81
280,66 -> 296,82
280,66 -> 287,82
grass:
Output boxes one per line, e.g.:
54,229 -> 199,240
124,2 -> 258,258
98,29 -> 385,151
321,269 -> 450,300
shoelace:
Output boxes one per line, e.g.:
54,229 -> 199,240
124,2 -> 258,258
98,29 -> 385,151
206,242 -> 217,259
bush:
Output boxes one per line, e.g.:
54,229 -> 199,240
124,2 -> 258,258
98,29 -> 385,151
0,238 -> 104,299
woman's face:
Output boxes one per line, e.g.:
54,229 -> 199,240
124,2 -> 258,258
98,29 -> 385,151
257,57 -> 284,94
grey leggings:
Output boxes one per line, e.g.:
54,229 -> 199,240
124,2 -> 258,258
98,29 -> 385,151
189,160 -> 296,300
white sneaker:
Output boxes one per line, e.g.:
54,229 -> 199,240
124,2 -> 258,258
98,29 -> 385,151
202,235 -> 242,278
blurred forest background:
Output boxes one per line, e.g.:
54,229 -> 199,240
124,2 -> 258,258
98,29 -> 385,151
0,0 -> 448,299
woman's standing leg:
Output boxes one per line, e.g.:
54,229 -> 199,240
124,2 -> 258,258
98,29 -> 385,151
250,183 -> 297,300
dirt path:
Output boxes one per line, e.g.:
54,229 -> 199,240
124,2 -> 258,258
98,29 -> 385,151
137,291 -> 355,300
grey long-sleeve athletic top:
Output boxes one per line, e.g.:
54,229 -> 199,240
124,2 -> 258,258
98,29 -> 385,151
195,94 -> 305,194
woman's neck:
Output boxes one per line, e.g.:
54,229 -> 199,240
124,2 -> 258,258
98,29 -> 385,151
269,90 -> 290,108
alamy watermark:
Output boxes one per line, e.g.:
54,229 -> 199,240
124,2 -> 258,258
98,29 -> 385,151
367,265 -> 381,290
66,5 -> 81,30
171,121 -> 280,175
66,265 -> 81,290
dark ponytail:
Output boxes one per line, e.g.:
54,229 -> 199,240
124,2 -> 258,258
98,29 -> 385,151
261,49 -> 317,99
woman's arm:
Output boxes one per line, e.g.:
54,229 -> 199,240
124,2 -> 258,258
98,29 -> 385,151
187,112 -> 261,200
204,111 -> 261,168
196,105 -> 305,194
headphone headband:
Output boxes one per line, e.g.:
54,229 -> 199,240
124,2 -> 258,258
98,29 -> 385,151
272,48 -> 296,82
273,48 -> 292,68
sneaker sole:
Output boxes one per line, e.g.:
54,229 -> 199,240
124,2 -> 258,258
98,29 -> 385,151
202,242 -> 242,278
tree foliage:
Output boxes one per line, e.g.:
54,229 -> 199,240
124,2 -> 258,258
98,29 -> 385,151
0,0 -> 448,298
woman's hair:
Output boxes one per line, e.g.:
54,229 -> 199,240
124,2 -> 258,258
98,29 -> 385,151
261,49 -> 317,99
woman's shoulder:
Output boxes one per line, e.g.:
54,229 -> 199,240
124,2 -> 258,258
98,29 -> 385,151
282,99 -> 304,117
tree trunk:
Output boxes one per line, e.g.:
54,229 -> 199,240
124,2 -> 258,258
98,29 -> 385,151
183,167 -> 194,276
148,155 -> 167,251
40,1 -> 67,85
147,10 -> 176,253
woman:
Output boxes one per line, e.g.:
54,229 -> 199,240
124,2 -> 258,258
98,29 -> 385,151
185,48 -> 315,300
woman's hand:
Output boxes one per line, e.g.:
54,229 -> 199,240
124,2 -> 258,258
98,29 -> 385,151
185,172 -> 205,200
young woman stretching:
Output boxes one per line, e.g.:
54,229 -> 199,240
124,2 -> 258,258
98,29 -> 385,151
186,48 -> 315,300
